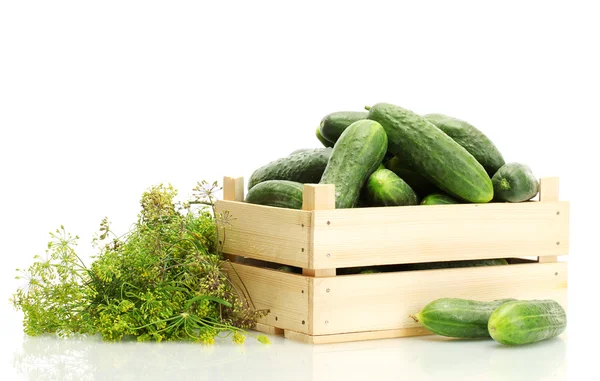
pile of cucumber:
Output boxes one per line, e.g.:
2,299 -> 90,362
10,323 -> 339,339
246,102 -> 540,209
411,298 -> 567,346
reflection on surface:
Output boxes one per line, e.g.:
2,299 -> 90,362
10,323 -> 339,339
12,331 -> 567,381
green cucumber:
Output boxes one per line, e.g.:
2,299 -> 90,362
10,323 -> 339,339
492,163 -> 539,202
364,168 -> 418,207
248,148 -> 332,190
319,120 -> 388,208
367,103 -> 493,203
315,127 -> 335,148
411,298 -> 516,338
385,156 -> 438,197
359,268 -> 380,274
488,300 -> 567,345
402,258 -> 508,271
319,111 -> 368,143
289,148 -> 316,155
424,113 -> 505,177
420,193 -> 459,205
245,180 -> 304,209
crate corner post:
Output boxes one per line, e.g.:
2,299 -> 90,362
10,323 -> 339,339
223,176 -> 245,201
302,184 -> 336,277
538,177 -> 560,263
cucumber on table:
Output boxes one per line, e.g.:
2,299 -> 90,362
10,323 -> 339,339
245,180 -> 304,209
319,120 -> 388,209
364,168 -> 418,207
492,163 -> 539,202
411,298 -> 516,338
420,193 -> 459,205
424,113 -> 505,177
319,111 -> 368,143
488,300 -> 567,345
367,103 -> 493,203
248,148 -> 332,190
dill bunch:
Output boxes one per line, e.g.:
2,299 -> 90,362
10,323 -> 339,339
11,181 -> 269,344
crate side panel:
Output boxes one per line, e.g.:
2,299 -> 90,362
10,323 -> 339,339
216,200 -> 312,268
222,261 -> 311,334
311,262 -> 567,335
313,201 -> 569,269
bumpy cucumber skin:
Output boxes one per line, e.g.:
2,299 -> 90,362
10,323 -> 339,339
245,180 -> 304,209
385,156 -> 438,197
316,127 -> 335,148
319,120 -> 388,209
248,148 -> 332,190
424,113 -> 505,177
420,193 -> 459,205
364,168 -> 418,207
289,148 -> 317,155
319,111 -> 368,143
488,300 -> 567,345
403,258 -> 508,271
368,103 -> 493,203
415,298 -> 516,338
492,163 -> 539,202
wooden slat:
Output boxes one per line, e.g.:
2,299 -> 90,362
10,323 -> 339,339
284,327 -> 430,344
223,176 -> 244,201
302,269 -> 336,277
310,262 -> 567,335
215,200 -> 311,268
539,177 -> 560,263
253,322 -> 284,336
312,201 -> 569,269
221,261 -> 310,334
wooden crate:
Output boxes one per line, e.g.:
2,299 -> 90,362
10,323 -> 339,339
216,176 -> 569,344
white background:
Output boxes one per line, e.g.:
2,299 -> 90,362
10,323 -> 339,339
1,1 -> 598,380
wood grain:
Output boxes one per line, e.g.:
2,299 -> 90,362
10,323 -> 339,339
284,326 -> 430,344
310,262 -> 567,335
221,261 -> 310,334
312,201 -> 569,269
302,269 -> 336,277
302,184 -> 336,275
253,322 -> 284,336
215,200 -> 311,267
223,176 -> 245,202
538,177 -> 560,263
302,184 -> 335,211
